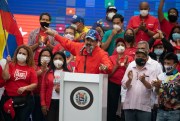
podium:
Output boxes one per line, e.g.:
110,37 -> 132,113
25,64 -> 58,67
60,72 -> 108,121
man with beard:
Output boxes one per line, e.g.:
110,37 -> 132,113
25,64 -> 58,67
44,28 -> 113,74
158,0 -> 179,39
28,12 -> 58,65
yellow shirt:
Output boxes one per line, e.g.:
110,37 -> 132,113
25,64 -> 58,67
75,26 -> 89,39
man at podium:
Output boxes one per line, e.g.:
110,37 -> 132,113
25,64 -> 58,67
45,27 -> 113,74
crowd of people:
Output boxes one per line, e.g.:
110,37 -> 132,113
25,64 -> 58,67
0,0 -> 180,121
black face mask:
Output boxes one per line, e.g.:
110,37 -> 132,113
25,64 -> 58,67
168,15 -> 178,23
124,35 -> 134,43
135,58 -> 146,66
40,22 -> 50,28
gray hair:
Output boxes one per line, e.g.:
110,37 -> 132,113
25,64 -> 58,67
137,41 -> 150,51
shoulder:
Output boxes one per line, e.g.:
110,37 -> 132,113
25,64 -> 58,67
129,16 -> 139,20
29,28 -> 40,34
148,15 -> 158,20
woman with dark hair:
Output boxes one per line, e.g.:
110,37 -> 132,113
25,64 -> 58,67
40,51 -> 69,121
123,28 -> 136,59
169,26 -> 180,46
32,47 -> 53,121
0,45 -> 38,121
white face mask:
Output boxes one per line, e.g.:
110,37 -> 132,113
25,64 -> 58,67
64,34 -> 75,40
53,60 -> 63,69
164,65 -> 174,73
85,45 -> 94,54
140,10 -> 149,17
17,54 -> 27,63
107,12 -> 115,20
71,24 -> 77,30
116,46 -> 125,53
113,24 -> 121,31
41,56 -> 50,64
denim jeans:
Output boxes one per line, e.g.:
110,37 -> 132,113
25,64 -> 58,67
156,109 -> 180,121
124,109 -> 151,121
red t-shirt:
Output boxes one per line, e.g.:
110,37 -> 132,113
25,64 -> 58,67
5,63 -> 38,96
109,54 -> 133,85
34,29 -> 49,65
127,15 -> 159,43
160,18 -> 178,39
52,44 -> 64,54
124,47 -> 136,59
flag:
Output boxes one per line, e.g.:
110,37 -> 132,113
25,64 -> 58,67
0,0 -> 23,59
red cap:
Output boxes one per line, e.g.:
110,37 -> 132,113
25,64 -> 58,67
116,38 -> 126,46
174,46 -> 180,50
3,98 -> 15,119
153,39 -> 163,47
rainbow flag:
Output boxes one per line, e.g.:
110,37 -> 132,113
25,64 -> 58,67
0,0 -> 23,59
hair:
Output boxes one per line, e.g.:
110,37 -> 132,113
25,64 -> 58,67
39,12 -> 51,21
168,8 -> 179,17
164,52 -> 179,64
51,51 -> 69,72
64,26 -> 76,36
112,14 -> 124,23
124,28 -> 135,46
37,48 -> 53,67
137,41 -> 150,51
169,26 -> 180,41
13,45 -> 35,67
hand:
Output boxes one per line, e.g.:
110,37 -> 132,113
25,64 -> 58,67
139,22 -> 147,31
17,86 -> 27,94
55,85 -> 60,94
128,70 -> 133,80
157,30 -> 164,39
41,106 -> 48,116
152,32 -> 161,39
44,27 -> 56,37
96,27 -> 104,37
116,56 -> 128,67
6,55 -> 11,63
151,78 -> 162,88
111,29 -> 118,36
99,64 -> 108,71
139,73 -> 146,83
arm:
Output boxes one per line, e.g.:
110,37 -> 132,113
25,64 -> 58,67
161,37 -> 174,52
158,0 -> 165,22
2,56 -> 11,81
109,65 -> 118,77
28,31 -> 39,51
148,37 -> 156,49
100,52 -> 113,74
101,30 -> 117,50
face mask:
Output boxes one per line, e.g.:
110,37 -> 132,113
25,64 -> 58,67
64,34 -> 74,40
168,15 -> 178,23
135,58 -> 146,66
53,60 -> 63,69
71,24 -> 77,30
176,53 -> 180,61
107,12 -> 115,20
40,22 -> 49,28
140,10 -> 149,17
164,65 -> 174,73
41,56 -> 50,64
154,49 -> 163,56
116,46 -> 125,53
124,35 -> 134,43
172,33 -> 180,41
17,54 -> 27,63
113,24 -> 121,31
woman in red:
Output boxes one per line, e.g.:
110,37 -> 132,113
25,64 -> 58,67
40,51 -> 69,121
107,38 -> 133,121
32,48 -> 53,121
0,45 -> 38,121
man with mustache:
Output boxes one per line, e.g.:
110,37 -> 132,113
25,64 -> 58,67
44,28 -> 113,74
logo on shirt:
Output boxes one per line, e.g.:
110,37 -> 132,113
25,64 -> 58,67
14,69 -> 27,81
70,87 -> 93,110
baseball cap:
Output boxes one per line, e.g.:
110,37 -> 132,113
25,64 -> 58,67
3,98 -> 15,119
153,39 -> 163,47
85,29 -> 100,41
71,15 -> 84,24
136,49 -> 148,56
116,38 -> 126,46
106,6 -> 117,13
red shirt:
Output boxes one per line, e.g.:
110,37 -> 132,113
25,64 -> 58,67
52,44 -> 64,54
109,54 -> 133,85
160,18 -> 178,39
127,15 -> 159,43
124,47 -> 136,59
34,30 -> 49,65
5,63 -> 38,96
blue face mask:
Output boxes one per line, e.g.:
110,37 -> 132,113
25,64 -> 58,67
172,33 -> 180,41
154,49 -> 163,56
176,53 -> 180,61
